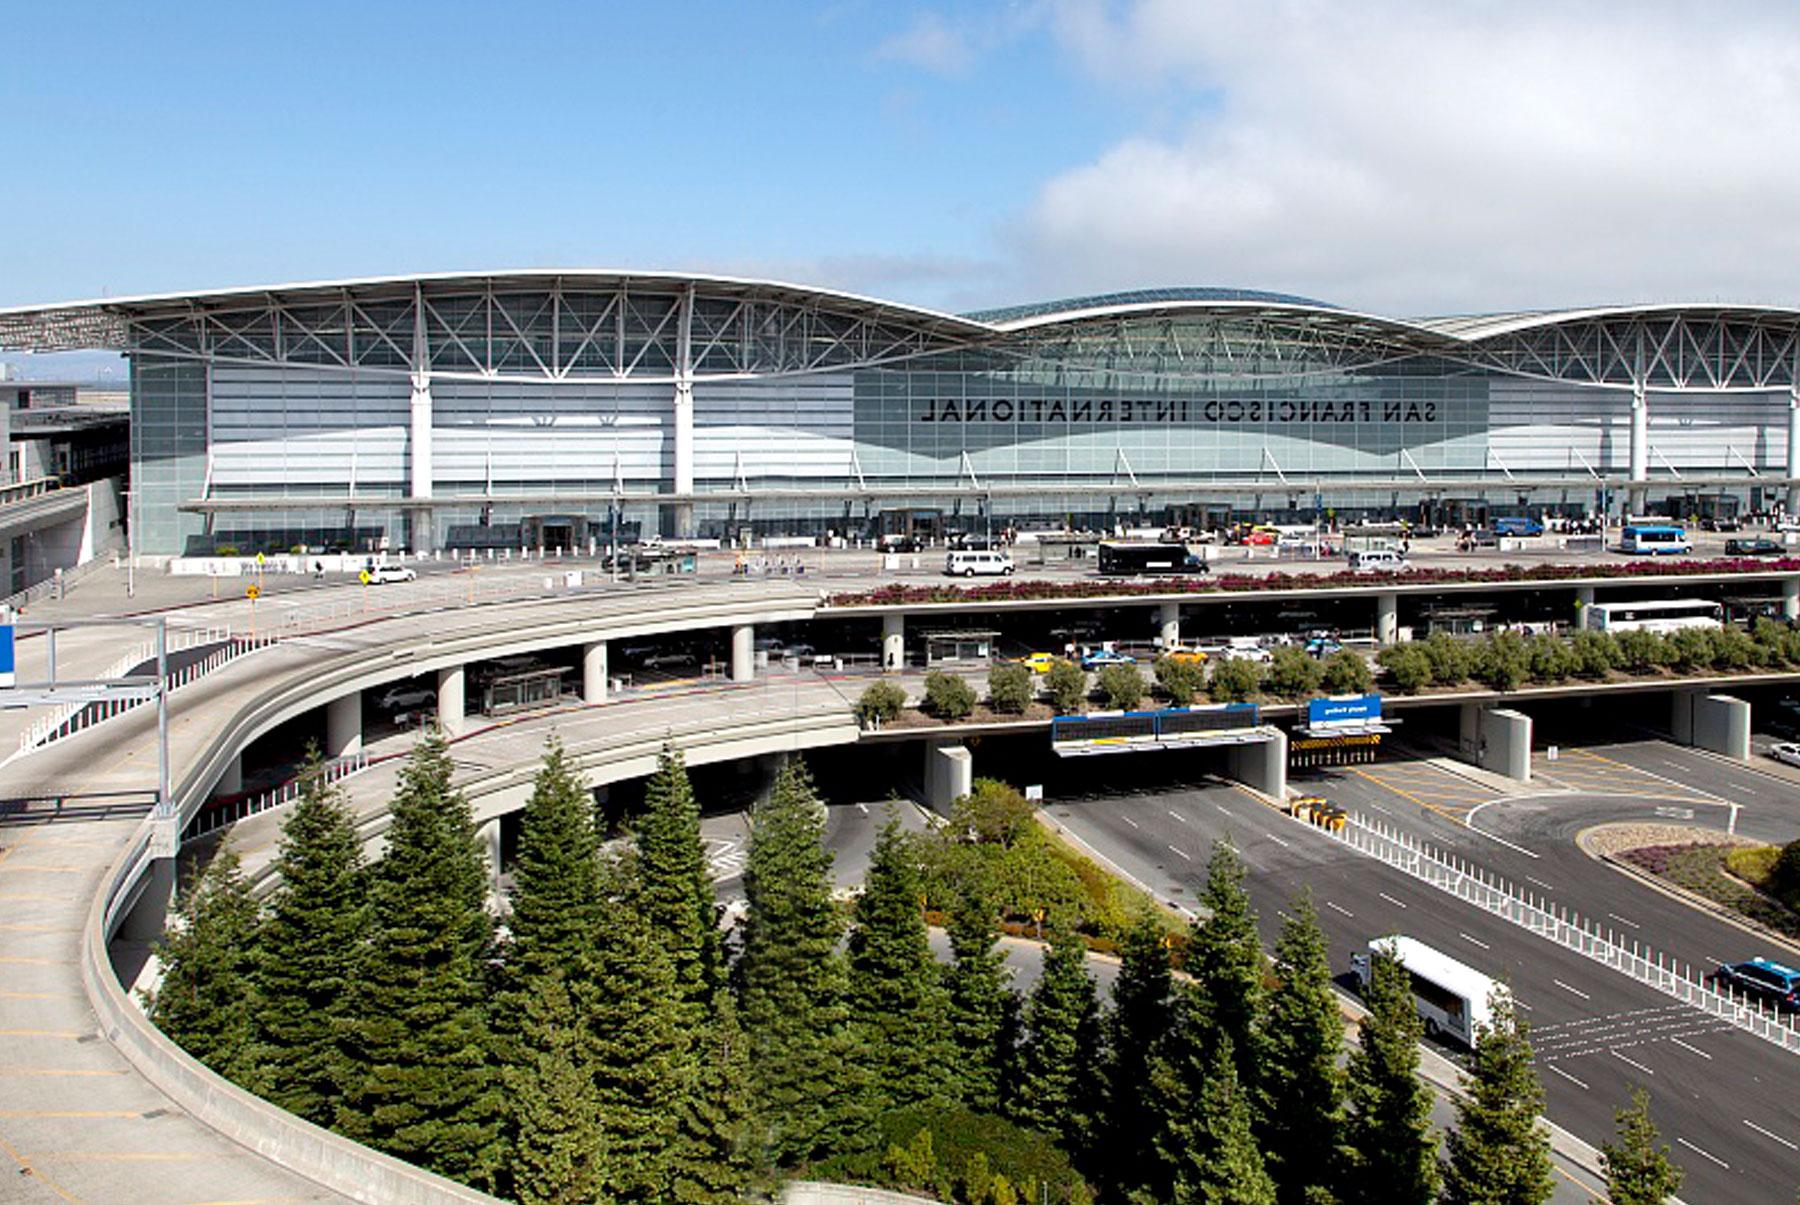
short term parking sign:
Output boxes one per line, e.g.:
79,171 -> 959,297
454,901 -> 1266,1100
0,624 -> 14,688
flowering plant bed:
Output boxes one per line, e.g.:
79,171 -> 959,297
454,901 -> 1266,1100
1618,841 -> 1800,939
827,556 -> 1800,608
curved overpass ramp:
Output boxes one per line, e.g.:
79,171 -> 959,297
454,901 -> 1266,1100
0,579 -> 832,1203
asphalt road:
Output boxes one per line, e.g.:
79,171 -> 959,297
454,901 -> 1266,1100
1051,778 -> 1800,1204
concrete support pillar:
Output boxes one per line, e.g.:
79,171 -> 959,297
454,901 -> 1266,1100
1629,381 -> 1649,515
731,624 -> 754,683
118,857 -> 177,944
437,664 -> 466,738
925,742 -> 974,814
1375,591 -> 1399,646
1694,694 -> 1752,761
1788,388 -> 1800,513
326,691 -> 362,759
1670,688 -> 1699,745
1227,729 -> 1288,800
1458,703 -> 1531,781
1784,576 -> 1799,623
477,817 -> 504,911
882,613 -> 906,672
1158,601 -> 1181,650
582,640 -> 609,703
213,753 -> 243,798
1576,585 -> 1596,627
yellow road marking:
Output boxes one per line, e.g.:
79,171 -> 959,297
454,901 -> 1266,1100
0,1030 -> 88,1039
0,865 -> 83,874
0,1111 -> 143,1119
0,990 -> 83,1001
1349,767 -> 1476,825
0,894 -> 69,902
0,1131 -> 82,1203
0,923 -> 80,933
0,1069 -> 129,1077
0,957 -> 77,966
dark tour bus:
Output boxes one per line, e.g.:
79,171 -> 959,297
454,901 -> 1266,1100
1097,541 -> 1209,576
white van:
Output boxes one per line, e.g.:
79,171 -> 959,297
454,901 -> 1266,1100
1348,548 -> 1410,573
944,550 -> 1015,578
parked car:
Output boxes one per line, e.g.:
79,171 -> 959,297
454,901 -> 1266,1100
1768,742 -> 1800,768
366,564 -> 416,583
1348,549 -> 1411,573
1710,957 -> 1800,1010
877,534 -> 923,554
1161,647 -> 1209,665
944,550 -> 1015,577
376,684 -> 436,712
1701,516 -> 1743,532
1015,652 -> 1059,674
640,649 -> 699,670
1080,648 -> 1137,670
1492,516 -> 1545,537
1726,537 -> 1785,556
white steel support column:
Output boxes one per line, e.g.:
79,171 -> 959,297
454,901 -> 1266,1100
438,664 -> 466,738
1158,601 -> 1181,649
1375,591 -> 1399,646
326,692 -> 362,758
672,286 -> 696,537
583,640 -> 609,703
409,286 -> 435,551
1784,576 -> 1800,623
731,624 -> 754,683
477,817 -> 504,910
882,614 -> 905,672
1629,381 -> 1649,515
1788,387 -> 1800,513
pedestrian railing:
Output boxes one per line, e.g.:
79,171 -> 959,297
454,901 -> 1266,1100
184,751 -> 371,840
1326,810 -> 1800,1056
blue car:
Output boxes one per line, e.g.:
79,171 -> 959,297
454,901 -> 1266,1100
1080,649 -> 1138,670
1493,516 -> 1544,537
1711,957 -> 1800,1010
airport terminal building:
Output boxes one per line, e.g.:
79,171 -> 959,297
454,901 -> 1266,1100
3,270 -> 1800,554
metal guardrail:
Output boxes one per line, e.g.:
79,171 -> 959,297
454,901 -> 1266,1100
1330,811 -> 1800,1055
0,547 -> 111,614
185,752 -> 371,840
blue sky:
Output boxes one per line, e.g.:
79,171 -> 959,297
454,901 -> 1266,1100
5,0 -> 1800,337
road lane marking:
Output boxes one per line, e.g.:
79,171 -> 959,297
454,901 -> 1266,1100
1168,809 -> 1188,823
1214,803 -> 1232,816
1459,933 -> 1491,950
1675,1137 -> 1728,1168
1606,912 -> 1639,929
1368,802 -> 1394,816
1669,1037 -> 1711,1060
1167,845 -> 1191,861
1325,901 -> 1354,918
1265,832 -> 1290,848
1609,1049 -> 1655,1076
856,802 -> 868,815
1377,892 -> 1408,909
1122,817 -> 1139,829
1743,1119 -> 1798,1151
1526,875 -> 1555,891
1546,1064 -> 1588,1090
1553,979 -> 1592,1000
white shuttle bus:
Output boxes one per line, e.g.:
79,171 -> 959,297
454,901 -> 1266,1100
1351,934 -> 1505,1048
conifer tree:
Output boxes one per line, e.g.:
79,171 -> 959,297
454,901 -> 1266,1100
1190,840 -> 1266,1093
506,733 -> 599,986
1260,894 -> 1346,1205
635,742 -> 724,1014
735,756 -> 864,1165
586,849 -> 686,1204
668,991 -> 757,1205
1155,1036 -> 1276,1205
1442,991 -> 1553,1205
505,975 -> 603,1205
942,882 -> 1017,1113
1100,914 -> 1176,1202
1344,946 -> 1439,1205
1601,1089 -> 1684,1205
1012,914 -> 1101,1150
340,727 -> 503,1190
253,751 -> 369,1127
149,844 -> 261,1084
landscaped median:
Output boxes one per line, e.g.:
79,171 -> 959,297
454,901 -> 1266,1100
1582,822 -> 1800,948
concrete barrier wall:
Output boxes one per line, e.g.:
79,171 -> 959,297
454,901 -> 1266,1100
1226,729 -> 1288,799
1693,694 -> 1751,761
1477,708 -> 1532,782
784,1182 -> 942,1205
925,742 -> 973,813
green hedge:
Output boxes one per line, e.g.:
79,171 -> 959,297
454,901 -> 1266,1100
811,1106 -> 1093,1204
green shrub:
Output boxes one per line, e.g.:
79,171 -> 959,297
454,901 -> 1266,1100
1667,627 -> 1717,673
951,779 -> 1036,848
1045,658 -> 1088,715
1319,649 -> 1373,695
1567,629 -> 1618,678
1526,633 -> 1575,683
1614,629 -> 1674,674
1726,844 -> 1780,889
1752,617 -> 1799,667
1376,643 -> 1432,694
924,671 -> 977,721
214,544 -> 241,558
814,1106 -> 1092,1205
1421,631 -> 1475,686
987,661 -> 1034,714
855,680 -> 907,727
1264,646 -> 1323,700
1097,663 -> 1146,711
1711,624 -> 1761,670
1207,655 -> 1263,703
1155,654 -> 1207,705
1473,632 -> 1530,691
1773,838 -> 1800,910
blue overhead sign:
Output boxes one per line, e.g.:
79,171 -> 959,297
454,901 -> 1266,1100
0,625 -> 14,688
1306,694 -> 1381,728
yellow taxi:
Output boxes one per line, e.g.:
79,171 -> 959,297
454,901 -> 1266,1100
1161,647 -> 1208,666
1015,652 -> 1059,674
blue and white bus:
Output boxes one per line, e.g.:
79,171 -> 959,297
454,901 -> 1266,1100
1620,523 -> 1692,555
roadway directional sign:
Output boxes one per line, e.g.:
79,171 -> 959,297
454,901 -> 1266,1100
359,569 -> 371,585
0,623 -> 13,688
246,584 -> 261,600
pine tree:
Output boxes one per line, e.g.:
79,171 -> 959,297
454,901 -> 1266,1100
1601,1089 -> 1684,1205
1012,914 -> 1100,1150
506,733 -> 599,986
505,975 -> 603,1205
668,991 -> 757,1205
1260,894 -> 1346,1205
1190,840 -> 1266,1093
339,727 -> 503,1190
1442,990 -> 1553,1205
942,882 -> 1017,1113
1156,1036 -> 1276,1205
253,751 -> 369,1127
735,756 -> 864,1165
849,813 -> 955,1113
586,849 -> 686,1204
635,742 -> 724,1015
1100,914 -> 1176,1202
149,844 -> 260,1084
1344,945 -> 1439,1205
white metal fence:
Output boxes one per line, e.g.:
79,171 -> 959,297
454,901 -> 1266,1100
184,751 -> 371,840
1329,810 -> 1800,1055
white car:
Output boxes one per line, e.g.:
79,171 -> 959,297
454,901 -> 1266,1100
376,685 -> 436,713
366,564 -> 417,584
1768,742 -> 1800,768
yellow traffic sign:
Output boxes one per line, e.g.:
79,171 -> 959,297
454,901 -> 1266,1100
359,570 -> 371,585
246,584 -> 261,600
255,551 -> 265,566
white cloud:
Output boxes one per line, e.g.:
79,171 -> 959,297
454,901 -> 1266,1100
876,12 -> 977,74
1014,0 -> 1800,314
